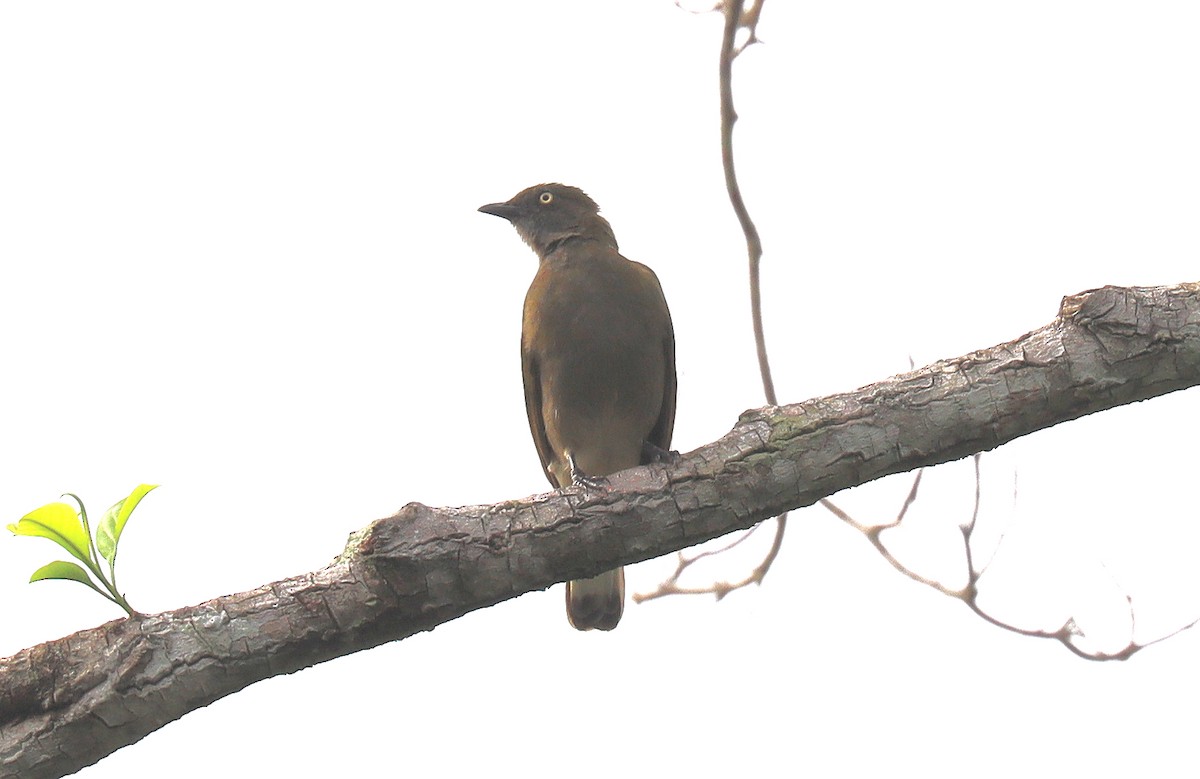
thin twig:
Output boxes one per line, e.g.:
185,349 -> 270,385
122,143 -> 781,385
638,0 -> 789,604
829,453 -> 1200,660
634,517 -> 785,603
719,0 -> 774,404
648,5 -> 1194,658
716,0 -> 791,592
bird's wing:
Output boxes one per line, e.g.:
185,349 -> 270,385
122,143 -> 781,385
645,273 -> 677,459
520,346 -> 560,487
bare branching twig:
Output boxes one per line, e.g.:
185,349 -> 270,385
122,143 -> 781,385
634,515 -> 787,603
639,0 -> 791,604
719,0 -> 773,404
646,5 -> 1198,663
827,454 -> 1200,660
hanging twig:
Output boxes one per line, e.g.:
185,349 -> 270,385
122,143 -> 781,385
640,0 -> 791,602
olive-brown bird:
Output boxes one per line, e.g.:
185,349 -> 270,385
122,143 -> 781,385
479,183 -> 676,631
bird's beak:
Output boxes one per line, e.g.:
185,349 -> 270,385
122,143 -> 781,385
478,201 -> 521,221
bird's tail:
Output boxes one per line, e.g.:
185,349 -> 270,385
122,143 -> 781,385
566,567 -> 624,631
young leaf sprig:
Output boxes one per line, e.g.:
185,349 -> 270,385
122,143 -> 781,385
8,484 -> 158,616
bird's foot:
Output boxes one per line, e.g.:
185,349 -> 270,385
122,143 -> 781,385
641,440 -> 681,465
567,452 -> 610,492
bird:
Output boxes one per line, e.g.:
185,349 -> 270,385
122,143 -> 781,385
478,183 -> 676,631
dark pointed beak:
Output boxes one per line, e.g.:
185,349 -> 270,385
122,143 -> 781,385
478,201 -> 521,221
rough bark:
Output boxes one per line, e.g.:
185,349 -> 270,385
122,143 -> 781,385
2,282 -> 1198,778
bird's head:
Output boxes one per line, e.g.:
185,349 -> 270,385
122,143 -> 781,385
479,183 -> 617,258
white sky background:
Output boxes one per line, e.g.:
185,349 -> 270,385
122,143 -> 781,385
2,1 -> 1198,776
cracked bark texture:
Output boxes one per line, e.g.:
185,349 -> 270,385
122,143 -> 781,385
2,282 -> 1198,778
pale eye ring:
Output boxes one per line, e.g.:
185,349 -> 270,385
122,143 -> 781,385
539,192 -> 553,204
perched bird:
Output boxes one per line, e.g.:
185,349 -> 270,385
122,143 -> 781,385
479,184 -> 676,631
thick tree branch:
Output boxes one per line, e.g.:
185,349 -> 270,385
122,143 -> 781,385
2,282 -> 1198,778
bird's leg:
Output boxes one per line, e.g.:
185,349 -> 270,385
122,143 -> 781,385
641,440 -> 681,465
567,451 -> 609,491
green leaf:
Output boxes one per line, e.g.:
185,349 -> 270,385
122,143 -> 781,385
8,502 -> 93,566
29,560 -> 104,594
96,484 -> 158,565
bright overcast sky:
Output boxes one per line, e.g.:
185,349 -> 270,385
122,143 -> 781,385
2,1 -> 1198,776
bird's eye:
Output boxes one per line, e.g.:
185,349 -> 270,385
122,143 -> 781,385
539,192 -> 553,204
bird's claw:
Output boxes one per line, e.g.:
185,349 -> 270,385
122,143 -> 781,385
641,440 -> 681,465
568,452 -> 610,492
